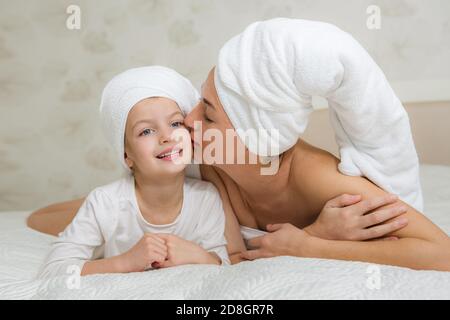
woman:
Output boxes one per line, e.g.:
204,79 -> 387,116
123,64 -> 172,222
28,19 -> 450,271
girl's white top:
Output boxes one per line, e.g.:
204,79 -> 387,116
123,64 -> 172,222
38,175 -> 229,279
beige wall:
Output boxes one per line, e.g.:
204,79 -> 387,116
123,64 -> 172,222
1,0 -> 449,210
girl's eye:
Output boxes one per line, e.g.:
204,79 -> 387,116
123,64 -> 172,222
140,128 -> 155,136
171,121 -> 184,128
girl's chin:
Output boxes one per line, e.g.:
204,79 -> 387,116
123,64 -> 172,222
155,156 -> 189,173
139,165 -> 187,179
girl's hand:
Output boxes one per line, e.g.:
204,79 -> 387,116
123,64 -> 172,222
305,194 -> 408,241
154,234 -> 220,268
119,233 -> 168,272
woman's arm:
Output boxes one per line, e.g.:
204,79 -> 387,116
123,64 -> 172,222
306,232 -> 450,271
243,221 -> 450,271
282,152 -> 449,270
300,153 -> 449,244
200,165 -> 247,264
242,148 -> 450,271
27,198 -> 85,236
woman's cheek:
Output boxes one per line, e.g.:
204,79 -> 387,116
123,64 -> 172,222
200,125 -> 213,151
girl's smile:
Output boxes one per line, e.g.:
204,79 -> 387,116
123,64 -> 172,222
156,147 -> 183,162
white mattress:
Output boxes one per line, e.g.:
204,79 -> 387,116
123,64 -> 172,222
1,164 -> 449,299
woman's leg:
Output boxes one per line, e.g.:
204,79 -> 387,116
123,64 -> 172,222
26,198 -> 85,236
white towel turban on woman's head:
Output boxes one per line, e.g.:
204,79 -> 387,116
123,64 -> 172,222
214,18 -> 423,211
99,66 -> 200,173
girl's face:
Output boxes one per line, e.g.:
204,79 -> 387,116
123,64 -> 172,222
124,97 -> 191,178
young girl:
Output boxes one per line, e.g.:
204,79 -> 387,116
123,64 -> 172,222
38,66 -> 230,279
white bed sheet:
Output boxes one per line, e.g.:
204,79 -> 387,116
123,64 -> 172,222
0,164 -> 449,299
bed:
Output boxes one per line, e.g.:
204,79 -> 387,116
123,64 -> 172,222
1,164 -> 449,300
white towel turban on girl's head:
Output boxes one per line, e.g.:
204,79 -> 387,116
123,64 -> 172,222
215,18 -> 423,211
99,66 -> 200,173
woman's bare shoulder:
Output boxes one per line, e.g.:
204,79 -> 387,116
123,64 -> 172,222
290,139 -> 387,205
290,139 -> 340,179
289,139 -> 356,207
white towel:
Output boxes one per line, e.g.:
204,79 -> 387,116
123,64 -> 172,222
99,66 -> 200,173
215,18 -> 423,211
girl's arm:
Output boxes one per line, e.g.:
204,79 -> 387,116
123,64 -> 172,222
83,234 -> 168,275
80,255 -> 127,275
38,190 -> 107,279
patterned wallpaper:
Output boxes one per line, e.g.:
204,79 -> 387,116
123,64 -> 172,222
1,0 -> 449,210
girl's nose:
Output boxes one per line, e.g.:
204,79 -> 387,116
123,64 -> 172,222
159,127 -> 172,144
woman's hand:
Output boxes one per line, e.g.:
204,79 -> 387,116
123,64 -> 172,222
154,234 -> 221,268
305,194 -> 408,241
241,223 -> 312,260
118,233 -> 168,272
